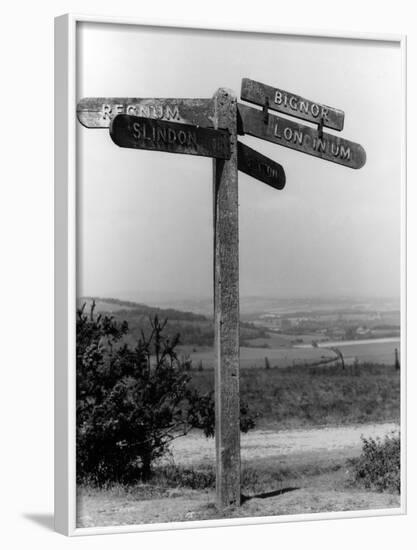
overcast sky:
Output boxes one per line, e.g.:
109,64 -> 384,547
76,22 -> 402,304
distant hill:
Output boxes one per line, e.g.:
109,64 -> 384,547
79,296 -> 207,321
77,297 -> 268,348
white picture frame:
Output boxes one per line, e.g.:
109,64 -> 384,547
54,13 -> 407,536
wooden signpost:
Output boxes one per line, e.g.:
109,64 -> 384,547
212,89 -> 241,508
238,103 -> 366,169
238,142 -> 285,190
77,97 -> 215,128
76,77 -> 366,513
241,78 -> 345,131
110,114 -> 231,159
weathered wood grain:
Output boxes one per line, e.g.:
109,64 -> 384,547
77,97 -> 216,128
213,88 -> 241,509
241,78 -> 345,131
238,141 -> 286,190
238,103 -> 366,169
110,115 -> 231,159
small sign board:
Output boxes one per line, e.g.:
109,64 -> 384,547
238,103 -> 366,169
77,98 -> 215,129
241,78 -> 345,131
238,142 -> 285,190
110,114 -> 231,159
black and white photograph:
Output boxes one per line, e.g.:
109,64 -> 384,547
70,19 -> 404,530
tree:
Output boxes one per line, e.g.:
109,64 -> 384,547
76,302 -> 255,485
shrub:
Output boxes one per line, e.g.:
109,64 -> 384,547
348,432 -> 400,493
77,302 -> 255,485
77,307 -> 198,484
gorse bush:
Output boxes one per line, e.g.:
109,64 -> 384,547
348,433 -> 400,493
76,302 -> 255,485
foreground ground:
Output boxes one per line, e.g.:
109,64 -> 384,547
77,421 -> 400,528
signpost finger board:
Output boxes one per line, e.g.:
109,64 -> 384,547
77,97 -> 216,129
110,114 -> 231,159
238,141 -> 286,190
241,78 -> 345,131
238,103 -> 366,169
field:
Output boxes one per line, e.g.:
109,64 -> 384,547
188,345 -> 337,370
191,363 -> 400,429
186,338 -> 400,370
317,339 -> 400,365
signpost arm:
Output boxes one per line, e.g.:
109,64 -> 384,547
212,88 -> 241,509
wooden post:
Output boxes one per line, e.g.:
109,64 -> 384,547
395,348 -> 400,370
212,88 -> 241,508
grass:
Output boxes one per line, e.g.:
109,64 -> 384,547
79,459 -> 344,500
189,345 -> 336,370
190,362 -> 400,429
77,452 -> 401,528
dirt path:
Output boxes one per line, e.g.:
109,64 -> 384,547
77,422 -> 400,528
168,422 -> 399,466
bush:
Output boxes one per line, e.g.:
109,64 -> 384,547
348,433 -> 400,493
77,302 -> 255,485
77,306 -> 198,484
